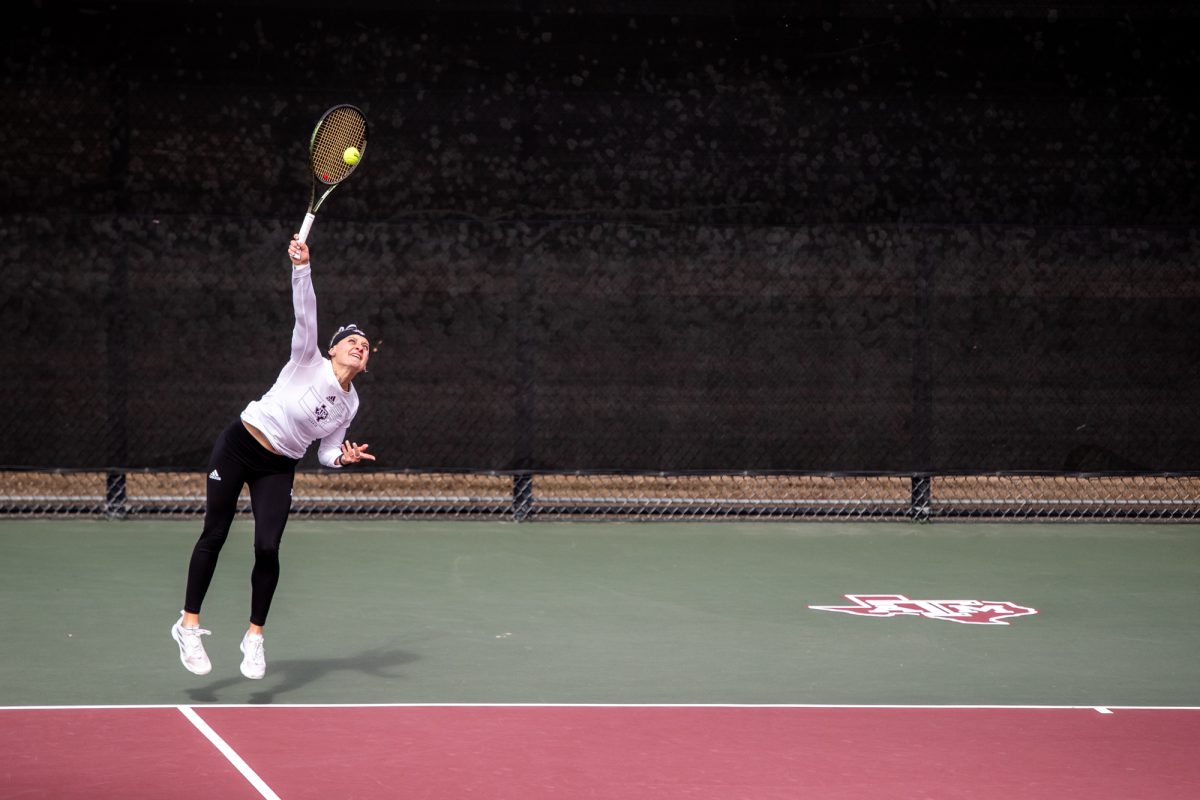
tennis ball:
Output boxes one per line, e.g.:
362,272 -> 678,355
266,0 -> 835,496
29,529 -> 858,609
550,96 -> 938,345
343,146 -> 361,166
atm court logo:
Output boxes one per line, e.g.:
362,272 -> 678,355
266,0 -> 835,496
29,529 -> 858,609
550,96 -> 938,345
808,594 -> 1038,626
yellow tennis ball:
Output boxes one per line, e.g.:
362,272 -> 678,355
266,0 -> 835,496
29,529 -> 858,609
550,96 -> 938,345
343,146 -> 361,166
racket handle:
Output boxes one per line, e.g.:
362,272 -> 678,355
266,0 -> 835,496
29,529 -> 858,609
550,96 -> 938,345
297,213 -> 316,244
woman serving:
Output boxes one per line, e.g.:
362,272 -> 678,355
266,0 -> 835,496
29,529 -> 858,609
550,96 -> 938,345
171,235 -> 375,680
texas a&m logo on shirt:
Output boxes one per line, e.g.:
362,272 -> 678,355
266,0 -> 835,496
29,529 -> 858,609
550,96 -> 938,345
301,387 -> 346,430
808,594 -> 1038,626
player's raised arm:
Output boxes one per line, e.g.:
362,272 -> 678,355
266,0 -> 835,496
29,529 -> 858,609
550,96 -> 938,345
287,236 -> 321,365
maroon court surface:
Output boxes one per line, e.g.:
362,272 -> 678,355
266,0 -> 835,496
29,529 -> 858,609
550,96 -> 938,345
0,707 -> 262,800
3,705 -> 1199,799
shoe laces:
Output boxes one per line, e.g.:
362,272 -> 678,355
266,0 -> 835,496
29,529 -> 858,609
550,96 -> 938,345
243,635 -> 265,662
179,625 -> 211,653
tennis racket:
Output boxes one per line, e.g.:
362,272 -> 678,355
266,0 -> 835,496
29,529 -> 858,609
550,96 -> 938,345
296,104 -> 369,244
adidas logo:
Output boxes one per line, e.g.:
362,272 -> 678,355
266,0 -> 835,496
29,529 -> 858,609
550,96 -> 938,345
208,470 -> 221,481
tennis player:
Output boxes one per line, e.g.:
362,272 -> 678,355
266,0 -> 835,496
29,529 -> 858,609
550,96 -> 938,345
170,234 -> 375,679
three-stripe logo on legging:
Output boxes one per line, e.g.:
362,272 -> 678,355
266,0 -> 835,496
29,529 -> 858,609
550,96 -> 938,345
209,470 -> 221,481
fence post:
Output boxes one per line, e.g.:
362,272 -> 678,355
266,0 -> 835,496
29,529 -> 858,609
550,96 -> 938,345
512,472 -> 534,521
910,475 -> 931,521
105,472 -> 128,518
105,32 -> 131,522
912,243 -> 933,487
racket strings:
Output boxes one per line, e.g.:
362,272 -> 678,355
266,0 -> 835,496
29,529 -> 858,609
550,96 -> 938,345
311,107 -> 367,184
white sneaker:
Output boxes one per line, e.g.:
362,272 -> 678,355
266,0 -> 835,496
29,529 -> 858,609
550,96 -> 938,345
240,632 -> 266,680
171,614 -> 212,676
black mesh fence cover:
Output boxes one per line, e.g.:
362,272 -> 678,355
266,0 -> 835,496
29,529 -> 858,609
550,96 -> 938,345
4,1 -> 1200,483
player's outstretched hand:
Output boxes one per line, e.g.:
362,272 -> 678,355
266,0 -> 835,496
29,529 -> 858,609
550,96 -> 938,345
339,441 -> 375,465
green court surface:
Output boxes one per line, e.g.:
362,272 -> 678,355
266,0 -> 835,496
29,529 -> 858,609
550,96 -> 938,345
1,519 -> 1198,708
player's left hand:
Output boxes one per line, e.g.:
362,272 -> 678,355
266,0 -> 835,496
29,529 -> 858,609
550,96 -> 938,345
339,441 -> 375,465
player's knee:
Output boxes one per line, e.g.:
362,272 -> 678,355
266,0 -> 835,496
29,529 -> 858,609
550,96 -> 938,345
196,525 -> 232,547
253,541 -> 282,560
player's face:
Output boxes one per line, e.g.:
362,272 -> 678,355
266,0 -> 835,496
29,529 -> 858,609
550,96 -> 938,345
330,335 -> 370,373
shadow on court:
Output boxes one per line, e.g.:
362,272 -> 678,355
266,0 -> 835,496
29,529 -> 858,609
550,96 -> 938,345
185,646 -> 420,704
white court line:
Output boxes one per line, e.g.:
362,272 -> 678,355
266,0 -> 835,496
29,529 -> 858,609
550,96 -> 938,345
2,702 -> 1200,711
177,705 -> 281,800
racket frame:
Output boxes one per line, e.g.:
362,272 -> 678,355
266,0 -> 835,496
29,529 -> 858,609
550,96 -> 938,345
297,104 -> 369,243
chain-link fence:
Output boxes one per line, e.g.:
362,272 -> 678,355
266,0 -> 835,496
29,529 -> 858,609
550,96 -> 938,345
3,470 -> 1198,521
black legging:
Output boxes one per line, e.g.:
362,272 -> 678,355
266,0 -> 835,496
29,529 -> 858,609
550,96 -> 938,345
184,420 -> 300,626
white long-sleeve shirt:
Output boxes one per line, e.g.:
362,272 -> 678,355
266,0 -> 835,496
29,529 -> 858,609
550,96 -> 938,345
240,263 -> 359,468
